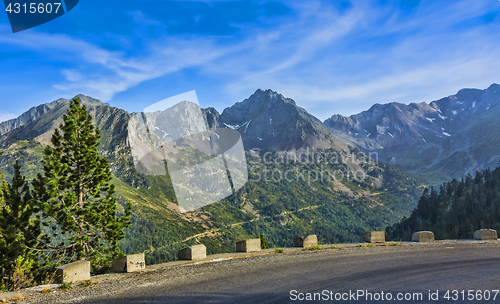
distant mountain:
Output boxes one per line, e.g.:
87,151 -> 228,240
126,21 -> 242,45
0,95 -> 105,136
324,84 -> 500,183
216,89 -> 344,151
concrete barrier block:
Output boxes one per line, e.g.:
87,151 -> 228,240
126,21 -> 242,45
236,238 -> 261,252
56,260 -> 90,283
474,229 -> 498,240
111,253 -> 146,273
294,235 -> 318,248
362,231 -> 385,243
178,244 -> 206,260
412,231 -> 435,242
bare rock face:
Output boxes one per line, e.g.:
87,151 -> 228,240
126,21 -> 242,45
324,84 -> 500,182
0,94 -> 107,136
218,89 -> 342,151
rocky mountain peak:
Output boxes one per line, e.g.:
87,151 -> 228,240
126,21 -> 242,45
0,94 -> 108,136
75,94 -> 108,107
324,83 -> 500,182
217,89 -> 340,150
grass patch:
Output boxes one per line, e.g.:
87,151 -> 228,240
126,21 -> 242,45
59,281 -> 73,290
302,245 -> 322,251
357,243 -> 375,248
80,280 -> 97,288
275,248 -> 284,254
11,295 -> 23,302
41,287 -> 52,294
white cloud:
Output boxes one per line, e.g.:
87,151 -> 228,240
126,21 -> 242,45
1,0 -> 499,120
205,0 -> 500,119
0,21 -> 230,101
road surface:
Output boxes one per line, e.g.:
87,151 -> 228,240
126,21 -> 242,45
21,241 -> 500,303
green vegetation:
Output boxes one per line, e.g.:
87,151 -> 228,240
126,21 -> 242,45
274,247 -> 284,254
303,244 -> 322,251
260,234 -> 269,249
0,101 -> 424,274
80,279 -> 96,288
113,147 -> 422,264
58,281 -> 73,290
0,160 -> 42,291
0,98 -> 131,291
388,165 -> 500,241
32,98 -> 131,272
358,243 -> 374,248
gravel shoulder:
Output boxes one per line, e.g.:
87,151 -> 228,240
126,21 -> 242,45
2,240 -> 499,304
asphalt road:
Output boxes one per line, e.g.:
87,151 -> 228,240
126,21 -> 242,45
27,242 -> 500,304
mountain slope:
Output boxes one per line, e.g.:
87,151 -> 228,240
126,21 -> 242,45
387,166 -> 500,241
0,91 -> 422,264
324,84 -> 500,183
218,89 -> 344,151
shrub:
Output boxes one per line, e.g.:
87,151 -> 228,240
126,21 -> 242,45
59,281 -> 73,290
7,256 -> 35,291
260,234 -> 269,249
303,245 -> 322,251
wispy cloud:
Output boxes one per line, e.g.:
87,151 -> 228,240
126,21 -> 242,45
0,0 -> 499,119
206,0 -> 500,118
0,19 -> 230,101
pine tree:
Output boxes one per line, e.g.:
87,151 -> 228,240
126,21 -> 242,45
33,97 -> 131,271
0,161 -> 41,291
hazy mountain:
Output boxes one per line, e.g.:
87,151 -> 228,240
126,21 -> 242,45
324,84 -> 500,183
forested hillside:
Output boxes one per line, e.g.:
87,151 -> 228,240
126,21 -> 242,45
0,95 -> 425,266
387,165 -> 500,241
123,147 -> 423,264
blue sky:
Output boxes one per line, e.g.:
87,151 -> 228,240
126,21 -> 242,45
1,0 -> 500,122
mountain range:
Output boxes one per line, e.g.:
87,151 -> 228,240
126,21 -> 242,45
324,84 -> 500,183
0,84 -> 498,262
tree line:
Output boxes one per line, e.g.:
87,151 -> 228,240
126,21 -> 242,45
0,98 -> 131,291
387,165 -> 500,241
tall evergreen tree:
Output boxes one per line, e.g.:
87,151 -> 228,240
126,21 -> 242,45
33,97 -> 131,270
0,161 -> 41,291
